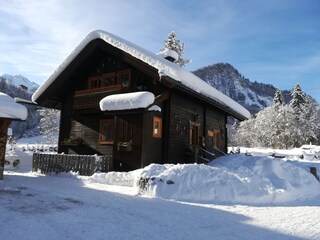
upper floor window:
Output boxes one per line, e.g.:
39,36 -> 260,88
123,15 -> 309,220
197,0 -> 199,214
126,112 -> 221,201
117,69 -> 131,88
88,76 -> 101,89
101,73 -> 115,87
87,69 -> 131,90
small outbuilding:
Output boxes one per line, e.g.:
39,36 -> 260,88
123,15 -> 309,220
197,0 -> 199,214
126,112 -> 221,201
0,92 -> 28,179
32,30 -> 250,172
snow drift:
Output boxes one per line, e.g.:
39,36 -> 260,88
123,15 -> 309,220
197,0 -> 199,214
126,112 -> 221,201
88,155 -> 320,204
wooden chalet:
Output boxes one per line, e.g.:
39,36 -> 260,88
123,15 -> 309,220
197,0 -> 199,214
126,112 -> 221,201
32,30 -> 250,172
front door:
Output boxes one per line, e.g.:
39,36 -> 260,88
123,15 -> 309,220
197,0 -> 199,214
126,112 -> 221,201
189,121 -> 200,146
113,114 -> 143,171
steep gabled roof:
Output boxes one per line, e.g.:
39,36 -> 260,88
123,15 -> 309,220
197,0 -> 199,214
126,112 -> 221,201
32,30 -> 250,120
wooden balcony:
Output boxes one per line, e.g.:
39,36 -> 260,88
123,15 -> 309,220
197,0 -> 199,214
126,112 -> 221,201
75,85 -> 122,97
74,85 -> 122,110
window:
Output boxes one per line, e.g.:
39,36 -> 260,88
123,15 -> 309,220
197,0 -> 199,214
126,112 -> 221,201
208,129 -> 220,148
88,76 -> 101,89
189,121 -> 200,145
101,73 -> 115,87
117,69 -> 131,88
86,69 -> 131,90
99,119 -> 114,144
153,117 -> 162,138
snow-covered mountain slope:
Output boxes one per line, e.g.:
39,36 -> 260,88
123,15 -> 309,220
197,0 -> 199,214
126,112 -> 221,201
193,63 -> 291,114
1,74 -> 39,92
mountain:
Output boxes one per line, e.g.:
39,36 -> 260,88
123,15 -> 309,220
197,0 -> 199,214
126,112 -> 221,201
193,63 -> 291,114
1,74 -> 39,92
0,75 -> 40,138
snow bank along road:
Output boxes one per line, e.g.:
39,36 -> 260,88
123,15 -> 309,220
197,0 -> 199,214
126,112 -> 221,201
1,151 -> 320,239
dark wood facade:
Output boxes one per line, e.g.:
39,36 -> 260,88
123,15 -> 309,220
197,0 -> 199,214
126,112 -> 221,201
0,119 -> 11,180
33,35 -> 246,172
167,91 -> 227,164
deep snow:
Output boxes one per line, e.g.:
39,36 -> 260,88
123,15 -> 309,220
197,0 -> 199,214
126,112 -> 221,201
100,91 -> 155,111
1,146 -> 320,239
0,92 -> 28,120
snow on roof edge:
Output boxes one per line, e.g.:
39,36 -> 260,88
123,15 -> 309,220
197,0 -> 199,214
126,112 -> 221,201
32,30 -> 250,120
0,92 -> 28,121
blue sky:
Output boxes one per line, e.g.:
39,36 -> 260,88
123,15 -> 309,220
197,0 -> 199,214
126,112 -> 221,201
0,0 -> 319,101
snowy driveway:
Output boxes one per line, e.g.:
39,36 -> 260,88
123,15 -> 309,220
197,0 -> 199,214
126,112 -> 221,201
1,171 -> 320,240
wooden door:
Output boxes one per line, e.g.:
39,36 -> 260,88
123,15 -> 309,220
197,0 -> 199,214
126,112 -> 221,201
113,114 -> 143,171
189,121 -> 200,146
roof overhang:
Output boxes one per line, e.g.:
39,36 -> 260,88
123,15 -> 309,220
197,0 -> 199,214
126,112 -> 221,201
32,30 -> 250,120
160,75 -> 249,121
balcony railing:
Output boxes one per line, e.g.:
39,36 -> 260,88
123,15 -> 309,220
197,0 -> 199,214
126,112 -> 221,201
75,85 -> 122,96
74,85 -> 122,109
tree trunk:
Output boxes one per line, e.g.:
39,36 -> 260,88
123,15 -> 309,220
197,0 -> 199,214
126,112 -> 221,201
0,119 -> 11,180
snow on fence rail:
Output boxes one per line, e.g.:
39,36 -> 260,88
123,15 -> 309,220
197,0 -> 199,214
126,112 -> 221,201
17,144 -> 58,153
32,153 -> 112,176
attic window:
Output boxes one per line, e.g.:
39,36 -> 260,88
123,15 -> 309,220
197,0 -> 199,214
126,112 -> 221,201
86,69 -> 131,90
88,76 -> 101,89
101,73 -> 115,87
118,69 -> 131,88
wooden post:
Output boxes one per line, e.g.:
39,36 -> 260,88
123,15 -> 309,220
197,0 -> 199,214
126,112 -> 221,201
0,119 -> 12,180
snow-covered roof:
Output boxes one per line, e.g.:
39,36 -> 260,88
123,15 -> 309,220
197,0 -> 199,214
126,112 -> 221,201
0,92 -> 28,121
157,49 -> 179,62
32,30 -> 250,120
100,91 -> 155,111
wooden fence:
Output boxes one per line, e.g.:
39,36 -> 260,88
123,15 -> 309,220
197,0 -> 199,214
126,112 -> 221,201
32,153 -> 112,176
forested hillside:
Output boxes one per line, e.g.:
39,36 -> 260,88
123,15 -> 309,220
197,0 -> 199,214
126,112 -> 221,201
0,76 -> 40,138
193,63 -> 291,113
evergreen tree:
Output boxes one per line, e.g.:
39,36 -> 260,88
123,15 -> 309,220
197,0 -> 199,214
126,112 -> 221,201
160,31 -> 191,67
289,84 -> 309,111
0,78 -> 7,92
273,89 -> 284,108
233,84 -> 320,149
288,84 -> 316,146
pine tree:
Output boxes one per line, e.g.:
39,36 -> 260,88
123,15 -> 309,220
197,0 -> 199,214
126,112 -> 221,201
273,89 -> 284,108
160,31 -> 191,67
232,83 -> 320,148
287,84 -> 316,146
289,84 -> 309,111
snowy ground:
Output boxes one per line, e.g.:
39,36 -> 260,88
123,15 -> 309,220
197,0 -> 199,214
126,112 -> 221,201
1,146 -> 320,239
